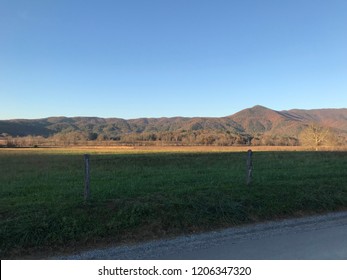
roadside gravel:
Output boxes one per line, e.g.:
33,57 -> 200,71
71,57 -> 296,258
55,211 -> 347,260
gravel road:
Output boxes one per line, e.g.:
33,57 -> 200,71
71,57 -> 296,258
55,211 -> 347,260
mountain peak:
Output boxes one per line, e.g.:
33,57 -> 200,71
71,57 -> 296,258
231,105 -> 277,117
251,105 -> 271,110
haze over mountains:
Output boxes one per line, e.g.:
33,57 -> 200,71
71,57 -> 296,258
1,105 -> 347,146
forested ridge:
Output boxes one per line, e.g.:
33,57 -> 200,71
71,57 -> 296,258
1,106 -> 346,147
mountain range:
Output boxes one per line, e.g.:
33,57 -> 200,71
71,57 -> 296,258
1,105 -> 347,145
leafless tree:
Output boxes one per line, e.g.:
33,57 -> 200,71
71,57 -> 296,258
299,123 -> 332,150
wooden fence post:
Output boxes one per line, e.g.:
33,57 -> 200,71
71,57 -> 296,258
246,149 -> 253,185
84,154 -> 90,202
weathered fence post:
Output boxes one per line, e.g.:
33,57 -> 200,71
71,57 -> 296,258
84,154 -> 90,202
246,149 -> 253,185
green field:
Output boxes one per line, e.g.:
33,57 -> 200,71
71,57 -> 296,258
1,148 -> 346,258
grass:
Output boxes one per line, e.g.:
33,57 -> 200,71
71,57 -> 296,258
0,147 -> 346,258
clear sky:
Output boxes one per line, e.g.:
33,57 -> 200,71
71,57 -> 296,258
1,0 -> 346,120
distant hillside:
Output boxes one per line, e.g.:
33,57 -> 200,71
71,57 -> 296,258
227,105 -> 304,136
1,106 -> 346,146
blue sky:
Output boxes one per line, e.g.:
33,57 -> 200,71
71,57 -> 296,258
1,0 -> 346,120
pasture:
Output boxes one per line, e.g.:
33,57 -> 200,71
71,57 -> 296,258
0,146 -> 346,258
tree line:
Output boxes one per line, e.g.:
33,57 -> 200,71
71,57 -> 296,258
0,123 -> 345,149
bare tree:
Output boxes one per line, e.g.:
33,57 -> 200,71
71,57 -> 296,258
299,123 -> 332,150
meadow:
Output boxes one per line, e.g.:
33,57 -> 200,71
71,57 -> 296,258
0,146 -> 346,258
